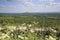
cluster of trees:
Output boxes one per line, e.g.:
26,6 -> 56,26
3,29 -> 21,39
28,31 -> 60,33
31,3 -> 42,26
0,15 -> 60,28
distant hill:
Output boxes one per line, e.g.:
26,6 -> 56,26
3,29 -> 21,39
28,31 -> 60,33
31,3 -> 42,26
0,13 -> 60,16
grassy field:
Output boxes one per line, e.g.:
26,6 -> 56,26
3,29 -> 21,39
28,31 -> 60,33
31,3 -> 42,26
0,13 -> 60,40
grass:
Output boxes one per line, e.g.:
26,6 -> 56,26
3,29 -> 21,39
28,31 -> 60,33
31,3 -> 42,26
0,13 -> 60,40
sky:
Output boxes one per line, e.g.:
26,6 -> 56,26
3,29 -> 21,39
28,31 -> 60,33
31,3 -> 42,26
0,0 -> 60,13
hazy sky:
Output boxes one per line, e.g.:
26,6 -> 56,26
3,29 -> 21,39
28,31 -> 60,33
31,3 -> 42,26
0,0 -> 60,13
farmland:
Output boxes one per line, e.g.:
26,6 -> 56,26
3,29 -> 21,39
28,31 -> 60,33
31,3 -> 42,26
0,13 -> 60,40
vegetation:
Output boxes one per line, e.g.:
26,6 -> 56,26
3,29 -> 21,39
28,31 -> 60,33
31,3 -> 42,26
0,13 -> 60,40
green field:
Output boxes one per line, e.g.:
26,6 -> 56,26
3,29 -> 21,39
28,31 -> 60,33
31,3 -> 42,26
0,13 -> 60,40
